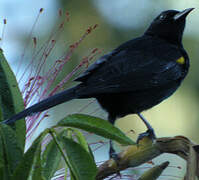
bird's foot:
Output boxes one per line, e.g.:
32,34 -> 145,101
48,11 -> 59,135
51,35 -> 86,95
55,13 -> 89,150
136,128 -> 156,144
109,144 -> 120,161
109,145 -> 122,178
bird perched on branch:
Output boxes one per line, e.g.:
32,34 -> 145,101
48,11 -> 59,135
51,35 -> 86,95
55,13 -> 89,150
4,8 -> 194,157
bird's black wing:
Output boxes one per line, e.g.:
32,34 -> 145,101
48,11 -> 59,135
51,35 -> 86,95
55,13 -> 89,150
75,35 -> 185,96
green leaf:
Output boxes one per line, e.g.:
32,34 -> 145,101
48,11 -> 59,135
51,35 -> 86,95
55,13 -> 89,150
12,134 -> 44,180
61,137 -> 97,180
138,161 -> 169,180
67,128 -> 95,162
68,128 -> 90,153
57,114 -> 135,145
31,144 -> 43,180
42,138 -> 62,179
0,49 -> 26,150
0,147 -> 10,180
0,127 -> 11,180
0,124 -> 23,179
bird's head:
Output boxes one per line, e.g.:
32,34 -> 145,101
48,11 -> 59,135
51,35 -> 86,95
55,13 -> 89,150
145,8 -> 194,45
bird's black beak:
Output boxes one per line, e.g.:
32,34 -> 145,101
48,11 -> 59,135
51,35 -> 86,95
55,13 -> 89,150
173,8 -> 194,21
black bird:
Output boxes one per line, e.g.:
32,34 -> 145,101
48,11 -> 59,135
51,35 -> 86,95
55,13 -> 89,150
4,8 -> 193,155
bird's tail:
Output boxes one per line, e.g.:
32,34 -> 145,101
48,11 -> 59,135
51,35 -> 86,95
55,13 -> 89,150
3,85 -> 79,124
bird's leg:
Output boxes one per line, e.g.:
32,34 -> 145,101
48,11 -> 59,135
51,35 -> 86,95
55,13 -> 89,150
109,140 -> 118,159
108,115 -> 121,176
137,113 -> 156,143
108,115 -> 119,160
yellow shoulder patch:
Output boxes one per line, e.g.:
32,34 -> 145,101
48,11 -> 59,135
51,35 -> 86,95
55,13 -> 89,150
176,57 -> 185,65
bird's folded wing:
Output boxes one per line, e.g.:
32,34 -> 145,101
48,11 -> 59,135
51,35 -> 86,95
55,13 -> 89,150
75,36 -> 184,95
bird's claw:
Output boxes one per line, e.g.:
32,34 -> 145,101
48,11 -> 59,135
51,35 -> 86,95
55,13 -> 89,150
109,145 -> 120,161
136,128 -> 156,144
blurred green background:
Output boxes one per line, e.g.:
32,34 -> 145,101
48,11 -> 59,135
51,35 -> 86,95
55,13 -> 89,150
0,0 -> 199,179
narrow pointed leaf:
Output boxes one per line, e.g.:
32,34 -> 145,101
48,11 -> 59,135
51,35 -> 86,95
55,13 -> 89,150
61,137 -> 97,180
57,114 -> 135,145
0,49 -> 25,150
42,138 -> 62,179
0,123 -> 23,178
68,128 -> 90,153
12,134 -> 43,180
31,144 -> 43,180
138,161 -> 169,180
68,128 -> 95,161
0,126 -> 11,180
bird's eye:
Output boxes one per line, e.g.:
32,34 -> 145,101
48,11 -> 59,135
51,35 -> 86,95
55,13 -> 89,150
159,14 -> 166,20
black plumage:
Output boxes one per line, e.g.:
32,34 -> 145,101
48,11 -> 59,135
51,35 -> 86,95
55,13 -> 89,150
4,8 -> 193,130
